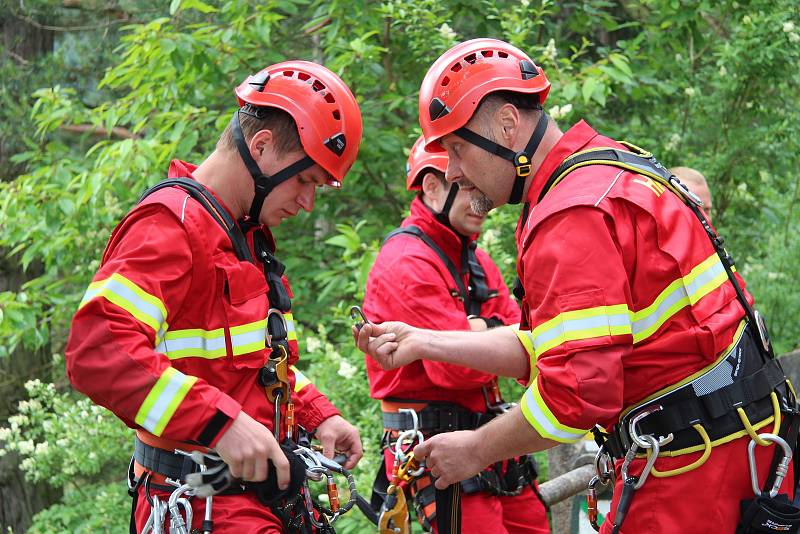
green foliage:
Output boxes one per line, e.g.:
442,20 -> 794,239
0,0 -> 798,529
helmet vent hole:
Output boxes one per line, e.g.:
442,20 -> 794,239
441,76 -> 450,87
464,53 -> 477,64
498,51 -> 509,58
324,92 -> 336,104
450,63 -> 462,73
332,110 -> 341,120
312,80 -> 325,92
297,72 -> 311,81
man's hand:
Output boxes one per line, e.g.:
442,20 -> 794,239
215,410 -> 290,489
315,415 -> 363,470
413,430 -> 487,489
353,321 -> 420,370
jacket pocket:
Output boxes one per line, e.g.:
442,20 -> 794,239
216,254 -> 269,369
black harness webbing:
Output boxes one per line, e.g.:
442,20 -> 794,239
383,225 -> 492,317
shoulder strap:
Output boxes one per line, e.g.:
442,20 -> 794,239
139,177 -> 253,262
384,225 -> 471,314
538,143 -> 773,359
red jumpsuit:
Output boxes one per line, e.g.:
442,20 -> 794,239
364,196 -> 550,534
65,160 -> 340,533
513,121 -> 790,533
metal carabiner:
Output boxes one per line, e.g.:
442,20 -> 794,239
350,305 -> 370,331
628,404 -> 674,449
749,433 -> 793,498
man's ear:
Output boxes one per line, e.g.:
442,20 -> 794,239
420,171 -> 443,201
497,103 -> 520,144
249,129 -> 274,159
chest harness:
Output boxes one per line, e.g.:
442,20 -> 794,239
127,178 -> 358,534
523,144 -> 799,533
371,224 -> 544,534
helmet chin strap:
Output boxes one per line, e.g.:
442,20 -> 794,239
231,108 -> 314,229
453,112 -> 549,205
434,181 -> 461,232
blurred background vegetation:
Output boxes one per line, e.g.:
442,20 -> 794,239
0,0 -> 797,531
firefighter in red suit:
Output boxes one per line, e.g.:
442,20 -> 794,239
357,39 -> 797,533
66,61 -> 364,533
362,136 -> 550,533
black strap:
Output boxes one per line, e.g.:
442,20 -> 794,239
454,113 -> 549,205
139,177 -> 253,262
435,483 -> 461,534
384,225 -> 493,316
382,405 -> 493,433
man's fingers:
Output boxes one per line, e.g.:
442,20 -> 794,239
413,440 -> 431,461
434,476 -> 451,490
320,432 -> 335,460
274,450 -> 291,490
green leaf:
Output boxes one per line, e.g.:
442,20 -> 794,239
582,77 -> 598,104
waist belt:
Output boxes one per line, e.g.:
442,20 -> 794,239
133,436 -> 246,494
602,324 -> 791,458
382,404 -> 494,433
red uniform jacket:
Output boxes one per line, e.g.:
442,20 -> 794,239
363,196 -> 520,413
513,121 -> 784,533
66,160 -> 338,449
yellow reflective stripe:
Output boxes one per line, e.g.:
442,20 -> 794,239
135,367 -> 197,436
511,327 -> 539,385
156,327 -> 227,360
285,313 -> 297,341
630,254 -> 727,343
530,304 -> 632,356
291,365 -> 312,392
230,319 -> 267,356
80,273 -> 168,342
519,377 -> 588,443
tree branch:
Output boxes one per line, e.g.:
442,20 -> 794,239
60,124 -> 141,140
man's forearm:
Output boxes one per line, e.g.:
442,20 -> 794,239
475,405 -> 556,464
416,326 -> 530,379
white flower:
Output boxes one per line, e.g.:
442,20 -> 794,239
306,337 -> 322,353
783,21 -> 795,33
438,23 -> 457,42
684,87 -> 696,97
337,360 -> 358,379
666,133 -> 682,152
18,440 -> 34,455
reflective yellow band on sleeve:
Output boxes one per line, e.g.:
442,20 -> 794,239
519,377 -> 588,443
135,367 -> 197,436
530,304 -> 632,356
631,254 -> 727,343
80,273 -> 168,343
291,365 -> 312,392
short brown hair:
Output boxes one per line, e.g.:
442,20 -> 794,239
218,105 -> 302,155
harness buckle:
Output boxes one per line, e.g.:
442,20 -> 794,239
514,152 -> 532,177
628,404 -> 674,449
